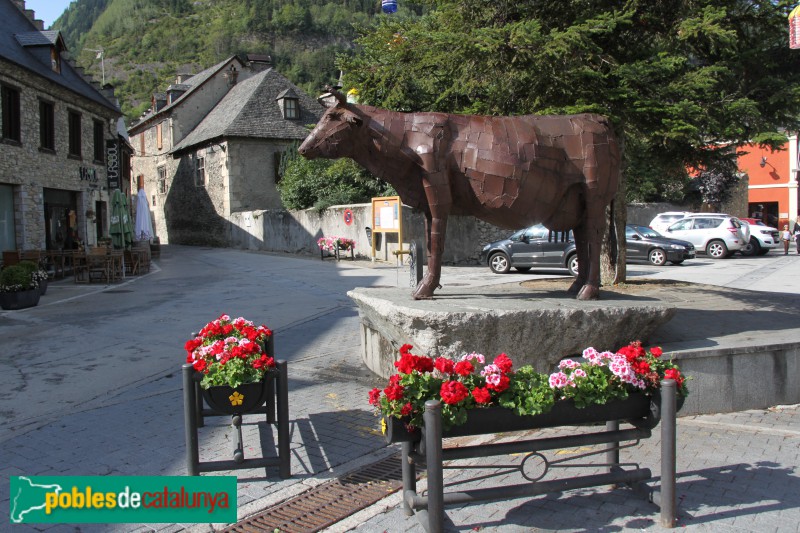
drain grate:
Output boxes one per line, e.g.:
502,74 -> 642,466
224,453 -> 420,533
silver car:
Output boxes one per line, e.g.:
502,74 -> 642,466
664,214 -> 748,259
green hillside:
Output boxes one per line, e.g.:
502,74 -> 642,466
52,0 -> 404,123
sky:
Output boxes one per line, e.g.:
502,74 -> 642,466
24,0 -> 72,29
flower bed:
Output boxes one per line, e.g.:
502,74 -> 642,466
369,342 -> 687,432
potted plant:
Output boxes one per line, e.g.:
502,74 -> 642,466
184,314 -> 276,414
18,260 -> 49,296
317,236 -> 356,259
369,342 -> 688,443
0,264 -> 41,310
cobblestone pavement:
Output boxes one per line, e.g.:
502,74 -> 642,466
2,247 -> 798,532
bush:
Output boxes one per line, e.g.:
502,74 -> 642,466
0,265 -> 35,292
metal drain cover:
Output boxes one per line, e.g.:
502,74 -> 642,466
224,453 -> 421,533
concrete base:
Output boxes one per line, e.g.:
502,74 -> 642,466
348,283 -> 677,379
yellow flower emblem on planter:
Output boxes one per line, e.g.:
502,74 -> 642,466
229,391 -> 244,406
381,418 -> 387,435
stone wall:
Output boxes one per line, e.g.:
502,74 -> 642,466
0,59 -> 119,250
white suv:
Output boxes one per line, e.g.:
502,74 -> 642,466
649,212 -> 693,233
663,214 -> 748,259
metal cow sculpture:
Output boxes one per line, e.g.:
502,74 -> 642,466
298,88 -> 620,300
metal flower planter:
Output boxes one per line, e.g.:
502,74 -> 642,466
201,380 -> 270,416
182,334 -> 291,478
393,382 -> 681,533
384,393 -> 657,444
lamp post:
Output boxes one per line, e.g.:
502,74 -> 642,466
85,48 -> 105,85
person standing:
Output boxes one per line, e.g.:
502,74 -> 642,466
781,224 -> 792,255
794,216 -> 800,254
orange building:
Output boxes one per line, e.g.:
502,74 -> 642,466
738,136 -> 799,229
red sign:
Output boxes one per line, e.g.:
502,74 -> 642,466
343,209 -> 353,226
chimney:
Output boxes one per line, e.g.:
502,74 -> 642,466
33,19 -> 43,30
246,54 -> 272,73
175,73 -> 193,84
152,93 -> 167,112
224,64 -> 239,86
100,85 -> 116,101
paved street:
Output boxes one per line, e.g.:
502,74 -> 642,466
1,246 -> 799,532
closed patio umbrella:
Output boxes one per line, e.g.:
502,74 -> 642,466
110,189 -> 133,250
134,188 -> 154,242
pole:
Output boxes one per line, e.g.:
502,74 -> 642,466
660,379 -> 677,527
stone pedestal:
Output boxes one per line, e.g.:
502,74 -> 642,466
348,282 -> 676,378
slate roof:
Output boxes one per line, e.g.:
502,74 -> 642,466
170,68 -> 325,154
0,0 -> 119,113
129,57 -> 240,131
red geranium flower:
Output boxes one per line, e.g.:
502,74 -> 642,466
471,386 -> 491,404
494,353 -> 513,373
650,347 -> 663,357
400,402 -> 413,416
368,388 -> 381,405
664,368 -> 684,387
435,357 -> 455,374
394,353 -> 416,374
486,374 -> 510,393
399,344 -> 414,355
414,356 -> 435,373
454,360 -> 474,376
384,383 -> 405,401
440,381 -> 469,405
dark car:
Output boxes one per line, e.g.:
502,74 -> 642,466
480,224 -> 578,275
480,224 -> 695,275
625,224 -> 696,266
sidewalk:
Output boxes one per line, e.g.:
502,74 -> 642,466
2,247 -> 799,532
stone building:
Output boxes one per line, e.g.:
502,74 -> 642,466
0,0 -> 126,254
127,55 -> 324,246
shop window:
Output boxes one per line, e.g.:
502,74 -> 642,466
39,100 -> 55,151
68,110 -> 82,158
1,84 -> 21,143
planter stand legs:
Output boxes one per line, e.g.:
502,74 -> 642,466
183,360 -> 290,478
402,381 -> 679,532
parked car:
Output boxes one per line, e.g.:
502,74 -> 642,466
663,214 -> 748,259
480,223 -> 695,276
480,224 -> 579,275
739,218 -> 779,256
625,224 -> 696,265
648,211 -> 693,233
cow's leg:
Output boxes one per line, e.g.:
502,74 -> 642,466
413,153 -> 451,299
576,203 -> 605,300
568,223 -> 589,294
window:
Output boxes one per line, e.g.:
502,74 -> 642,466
283,98 -> 299,119
39,100 -> 55,151
93,120 -> 105,162
156,123 -> 163,150
1,85 -> 21,143
157,166 -> 167,194
68,110 -> 81,157
195,156 -> 205,187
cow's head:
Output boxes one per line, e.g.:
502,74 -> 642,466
298,86 -> 364,160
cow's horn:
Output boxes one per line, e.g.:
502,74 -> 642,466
325,85 -> 347,104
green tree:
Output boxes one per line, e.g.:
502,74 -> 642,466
278,148 -> 395,210
340,0 -> 800,282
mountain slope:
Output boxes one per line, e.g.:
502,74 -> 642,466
51,0 -> 388,123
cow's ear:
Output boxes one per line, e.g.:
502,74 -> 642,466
345,113 -> 363,126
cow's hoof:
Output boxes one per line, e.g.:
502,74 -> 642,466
567,279 -> 584,294
576,285 -> 599,300
412,287 -> 435,300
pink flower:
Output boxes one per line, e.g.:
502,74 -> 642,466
558,359 -> 580,370
460,352 -> 485,364
549,372 -> 570,389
